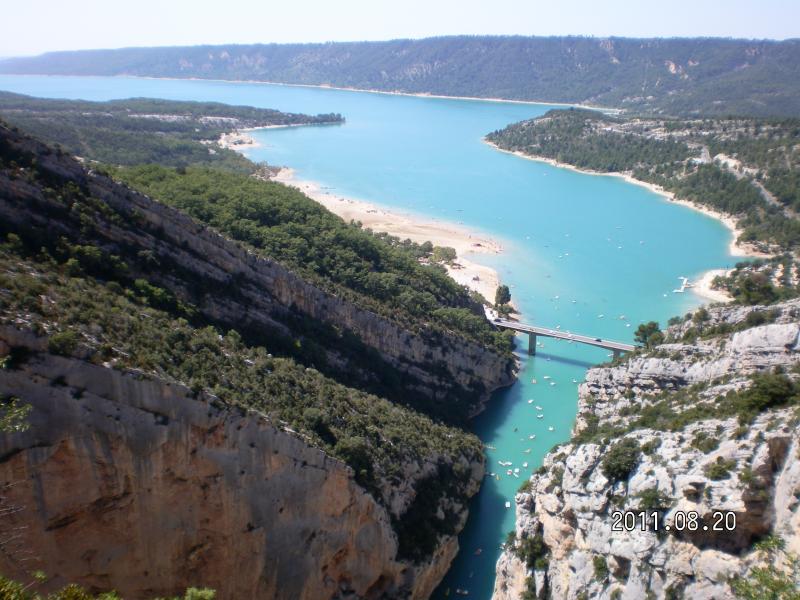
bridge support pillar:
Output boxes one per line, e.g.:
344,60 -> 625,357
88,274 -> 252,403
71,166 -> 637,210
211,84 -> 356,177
613,349 -> 621,361
528,333 -> 536,355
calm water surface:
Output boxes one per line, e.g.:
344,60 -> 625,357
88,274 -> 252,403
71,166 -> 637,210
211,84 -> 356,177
0,75 -> 738,598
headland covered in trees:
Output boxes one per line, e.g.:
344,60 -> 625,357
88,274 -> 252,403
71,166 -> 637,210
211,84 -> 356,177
487,108 -> 800,306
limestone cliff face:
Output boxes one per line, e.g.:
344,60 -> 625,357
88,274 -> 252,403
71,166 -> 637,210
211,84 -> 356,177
0,125 -> 515,420
0,327 -> 480,599
493,300 -> 800,600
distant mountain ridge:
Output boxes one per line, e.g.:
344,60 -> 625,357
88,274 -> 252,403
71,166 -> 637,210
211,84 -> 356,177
2,36 -> 800,116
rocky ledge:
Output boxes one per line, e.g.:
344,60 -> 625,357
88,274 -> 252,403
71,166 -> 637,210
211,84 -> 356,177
494,299 -> 800,599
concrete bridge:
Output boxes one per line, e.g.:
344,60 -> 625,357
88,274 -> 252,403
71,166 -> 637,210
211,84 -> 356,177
493,319 -> 637,359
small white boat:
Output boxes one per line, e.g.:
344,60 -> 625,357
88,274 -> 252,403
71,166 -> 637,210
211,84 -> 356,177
528,435 -> 536,440
572,379 -> 578,384
535,405 -> 543,410
498,460 -> 513,467
537,414 -> 544,419
512,472 -> 519,478
514,468 -> 520,473
504,502 -> 511,509
548,426 -> 555,431
549,381 -> 556,386
543,375 -> 551,380
531,378 -> 537,384
506,469 -> 512,475
598,314 -> 605,318
523,462 -> 529,468
527,399 -> 533,404
524,448 -> 532,453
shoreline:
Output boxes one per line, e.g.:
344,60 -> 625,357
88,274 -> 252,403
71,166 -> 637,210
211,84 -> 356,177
693,269 -> 734,303
4,72 -> 619,113
484,140 -> 772,303
271,167 -> 508,304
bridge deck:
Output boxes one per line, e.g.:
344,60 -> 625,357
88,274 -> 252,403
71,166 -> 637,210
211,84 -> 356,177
494,319 -> 636,354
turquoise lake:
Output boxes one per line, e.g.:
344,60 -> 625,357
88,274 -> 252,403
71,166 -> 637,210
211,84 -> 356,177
0,75 -> 738,598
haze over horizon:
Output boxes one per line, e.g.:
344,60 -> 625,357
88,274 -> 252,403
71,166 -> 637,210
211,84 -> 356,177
4,0 -> 799,58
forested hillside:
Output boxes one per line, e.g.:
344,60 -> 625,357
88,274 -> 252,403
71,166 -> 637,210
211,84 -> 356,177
0,92 -> 342,170
2,36 -> 800,116
0,94 -> 510,369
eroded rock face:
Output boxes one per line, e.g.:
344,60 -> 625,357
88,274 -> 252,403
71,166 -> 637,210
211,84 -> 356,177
493,300 -> 800,599
0,329 -> 480,599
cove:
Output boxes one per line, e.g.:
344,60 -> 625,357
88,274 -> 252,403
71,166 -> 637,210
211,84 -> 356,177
0,75 -> 737,598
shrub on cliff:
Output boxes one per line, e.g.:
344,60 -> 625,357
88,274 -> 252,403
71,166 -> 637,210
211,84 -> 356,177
601,438 -> 641,482
634,321 -> 663,348
47,330 -> 79,356
514,532 -> 549,570
730,371 -> 800,422
333,436 -> 374,485
593,555 -> 610,582
636,486 -> 672,512
729,536 -> 800,600
705,457 -> 737,481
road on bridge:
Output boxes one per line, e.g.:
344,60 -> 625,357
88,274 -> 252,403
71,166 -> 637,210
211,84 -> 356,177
493,319 -> 637,357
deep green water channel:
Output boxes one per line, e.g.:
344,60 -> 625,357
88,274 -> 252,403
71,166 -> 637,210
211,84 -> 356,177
0,75 -> 738,598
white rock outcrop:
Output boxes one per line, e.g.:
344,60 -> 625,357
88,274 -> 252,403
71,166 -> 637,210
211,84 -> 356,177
494,300 -> 800,599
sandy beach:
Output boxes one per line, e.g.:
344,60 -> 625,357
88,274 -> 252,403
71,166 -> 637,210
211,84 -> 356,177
484,140 -> 774,303
693,269 -> 734,303
272,168 -> 506,303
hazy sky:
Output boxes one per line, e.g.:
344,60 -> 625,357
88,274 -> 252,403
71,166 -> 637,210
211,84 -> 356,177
4,0 -> 798,57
